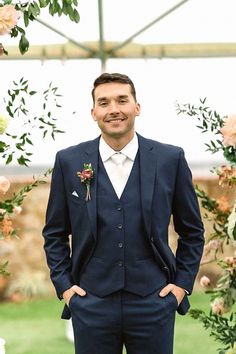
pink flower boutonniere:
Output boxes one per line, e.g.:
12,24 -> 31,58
77,163 -> 94,201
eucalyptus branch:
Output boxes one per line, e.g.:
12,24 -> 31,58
195,185 -> 231,242
176,98 -> 236,164
1,77 -> 64,166
0,168 -> 52,217
189,309 -> 236,353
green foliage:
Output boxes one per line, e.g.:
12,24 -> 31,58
1,0 -> 80,55
189,309 -> 236,353
0,261 -> 10,276
195,185 -> 230,243
2,77 -> 64,166
177,97 -> 236,352
176,98 -> 236,162
0,169 -> 52,220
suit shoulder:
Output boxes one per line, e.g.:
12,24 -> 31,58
55,138 -> 99,159
141,135 -> 184,155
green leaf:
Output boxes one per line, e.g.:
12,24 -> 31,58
0,141 -> 7,153
73,8 -> 80,22
23,10 -> 29,27
17,155 -> 30,166
6,154 -> 13,165
19,34 -> 30,55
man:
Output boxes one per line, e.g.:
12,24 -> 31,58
43,72 -> 204,354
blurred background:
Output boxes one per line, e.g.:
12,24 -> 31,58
1,0 -> 236,353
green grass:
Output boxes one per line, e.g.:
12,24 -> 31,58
0,292 -> 220,354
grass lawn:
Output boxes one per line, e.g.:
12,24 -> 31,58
0,292 -> 220,354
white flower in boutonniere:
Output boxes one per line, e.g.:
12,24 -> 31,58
77,163 -> 94,201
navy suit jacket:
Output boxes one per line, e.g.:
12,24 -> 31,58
43,133 -> 204,317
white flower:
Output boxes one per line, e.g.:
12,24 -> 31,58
0,176 -> 10,194
199,275 -> 211,288
0,113 -> 9,134
228,202 -> 236,241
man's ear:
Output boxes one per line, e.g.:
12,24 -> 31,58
91,108 -> 97,121
135,103 -> 141,116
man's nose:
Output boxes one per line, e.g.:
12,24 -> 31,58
109,101 -> 120,114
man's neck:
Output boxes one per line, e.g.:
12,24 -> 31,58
101,133 -> 135,151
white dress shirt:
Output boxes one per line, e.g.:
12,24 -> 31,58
99,133 -> 139,197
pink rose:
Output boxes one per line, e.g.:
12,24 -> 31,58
81,170 -> 92,179
0,176 -> 10,194
0,4 -> 21,35
199,275 -> 211,288
211,297 -> 230,315
220,115 -> 236,147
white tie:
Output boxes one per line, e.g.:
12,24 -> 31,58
110,153 -> 127,198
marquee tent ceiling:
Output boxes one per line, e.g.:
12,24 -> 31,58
2,0 -> 236,68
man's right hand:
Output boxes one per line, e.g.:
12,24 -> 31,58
63,285 -> 87,306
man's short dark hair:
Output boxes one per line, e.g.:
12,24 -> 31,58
91,73 -> 137,104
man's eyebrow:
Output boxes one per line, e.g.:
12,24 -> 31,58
97,94 -> 129,102
97,97 -> 108,102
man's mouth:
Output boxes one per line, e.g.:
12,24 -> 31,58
106,118 -> 124,123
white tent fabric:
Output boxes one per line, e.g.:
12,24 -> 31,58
1,0 -> 235,175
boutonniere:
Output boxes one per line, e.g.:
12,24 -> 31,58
77,163 -> 94,201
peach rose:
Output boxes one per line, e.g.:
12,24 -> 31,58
0,217 -> 13,238
199,275 -> 211,288
0,176 -> 10,194
0,4 -> 21,35
217,196 -> 231,213
220,115 -> 236,147
218,165 -> 236,187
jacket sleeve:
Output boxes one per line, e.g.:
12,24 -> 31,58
42,152 -> 73,299
172,148 -> 205,294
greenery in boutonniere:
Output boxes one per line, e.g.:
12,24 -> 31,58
177,98 -> 236,354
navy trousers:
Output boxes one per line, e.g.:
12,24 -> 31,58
69,288 -> 177,354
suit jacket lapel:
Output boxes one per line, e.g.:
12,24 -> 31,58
138,134 -> 157,237
83,136 -> 100,242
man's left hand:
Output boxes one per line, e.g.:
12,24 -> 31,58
159,283 -> 186,306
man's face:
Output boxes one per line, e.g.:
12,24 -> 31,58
91,82 -> 140,141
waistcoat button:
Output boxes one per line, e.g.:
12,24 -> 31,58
118,261 -> 123,267
118,242 -> 123,248
117,224 -> 123,230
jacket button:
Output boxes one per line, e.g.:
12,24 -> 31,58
118,242 -> 123,248
150,237 -> 154,242
117,224 -> 123,230
117,206 -> 122,211
118,261 -> 123,267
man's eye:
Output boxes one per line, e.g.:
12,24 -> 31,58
99,102 -> 107,106
119,99 -> 127,104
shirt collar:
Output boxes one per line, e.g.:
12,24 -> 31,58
99,133 -> 138,162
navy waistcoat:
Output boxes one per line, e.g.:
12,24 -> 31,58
79,152 -> 167,296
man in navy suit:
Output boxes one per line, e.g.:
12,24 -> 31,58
43,72 -> 204,354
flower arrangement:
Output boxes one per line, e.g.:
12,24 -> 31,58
0,77 -> 63,276
0,0 -> 80,55
177,98 -> 236,354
